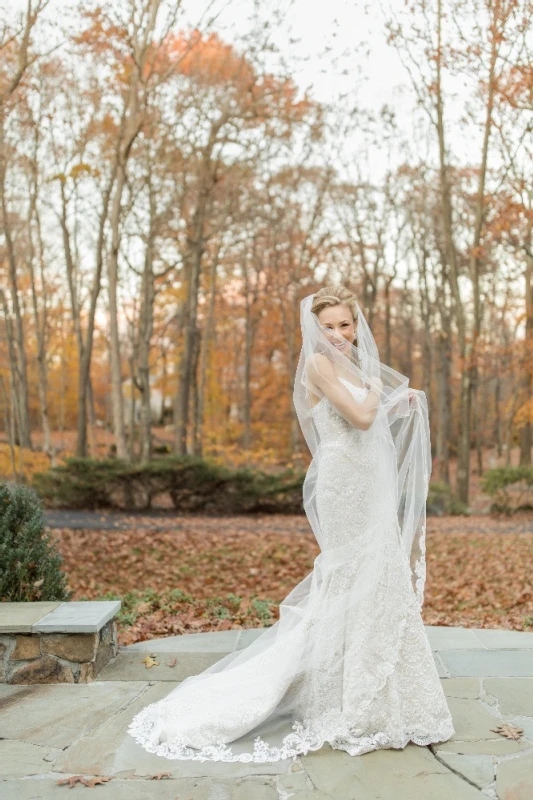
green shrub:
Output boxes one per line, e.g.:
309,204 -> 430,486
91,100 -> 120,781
32,457 -> 130,509
427,481 -> 468,516
0,482 -> 72,602
481,466 -> 533,515
427,482 -> 451,515
32,456 -> 305,514
153,443 -> 171,454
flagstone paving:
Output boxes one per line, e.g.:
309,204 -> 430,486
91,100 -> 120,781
1,625 -> 532,799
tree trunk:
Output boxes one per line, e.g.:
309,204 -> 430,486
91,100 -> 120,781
474,384 -> 484,475
243,287 -> 253,453
520,253 -> 533,465
27,159 -> 53,458
520,413 -> 532,466
87,376 -> 98,456
493,375 -> 502,458
435,327 -> 451,485
107,164 -> 129,459
418,248 -> 433,420
288,291 -> 302,461
189,324 -> 202,454
0,125 -> 33,449
384,278 -> 393,367
59,311 -> 66,451
174,137 -> 218,455
138,239 -> 155,463
128,350 -> 137,462
1,290 -> 24,448
174,253 -> 202,456
194,249 -> 219,457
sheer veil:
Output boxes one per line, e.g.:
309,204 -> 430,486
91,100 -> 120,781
127,289 -> 433,763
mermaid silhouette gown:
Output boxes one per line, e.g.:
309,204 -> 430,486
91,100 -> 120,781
127,380 -> 454,762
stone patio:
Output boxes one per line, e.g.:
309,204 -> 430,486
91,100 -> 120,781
1,625 -> 533,799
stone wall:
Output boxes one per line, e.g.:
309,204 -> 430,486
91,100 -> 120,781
0,619 -> 118,684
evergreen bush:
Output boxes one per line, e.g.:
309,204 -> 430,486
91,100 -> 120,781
481,466 -> 533,515
32,456 -> 305,513
427,481 -> 468,516
0,482 -> 72,602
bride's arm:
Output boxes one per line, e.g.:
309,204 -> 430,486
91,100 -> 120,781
306,353 -> 381,431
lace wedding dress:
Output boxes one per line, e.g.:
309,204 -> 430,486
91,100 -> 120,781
127,369 -> 455,763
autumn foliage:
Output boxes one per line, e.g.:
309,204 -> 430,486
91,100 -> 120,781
1,0 -> 533,505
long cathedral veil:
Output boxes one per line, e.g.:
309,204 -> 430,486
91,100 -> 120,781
127,290 -> 433,763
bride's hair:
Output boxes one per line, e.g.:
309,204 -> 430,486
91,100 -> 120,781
311,285 -> 358,319
311,285 -> 358,347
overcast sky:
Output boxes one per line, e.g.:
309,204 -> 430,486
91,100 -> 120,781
6,0 -> 481,187
8,0 -> 411,113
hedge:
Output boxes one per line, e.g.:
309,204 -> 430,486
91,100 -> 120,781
32,456 -> 305,514
481,466 -> 533,515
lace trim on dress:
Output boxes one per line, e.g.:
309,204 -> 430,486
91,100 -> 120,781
127,707 -> 454,763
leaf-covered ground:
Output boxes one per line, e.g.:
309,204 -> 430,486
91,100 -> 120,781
52,513 -> 533,645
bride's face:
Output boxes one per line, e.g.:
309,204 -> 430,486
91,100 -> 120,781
318,303 -> 357,353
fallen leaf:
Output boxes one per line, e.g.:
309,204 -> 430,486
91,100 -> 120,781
491,723 -> 524,740
83,776 -> 112,787
56,774 -> 112,788
142,655 -> 160,668
56,775 -> 85,788
150,771 -> 171,780
33,578 -> 44,588
167,657 -> 178,667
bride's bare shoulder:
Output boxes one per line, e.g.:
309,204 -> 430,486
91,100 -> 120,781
305,352 -> 335,377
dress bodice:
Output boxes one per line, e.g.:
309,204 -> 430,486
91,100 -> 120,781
310,377 -> 373,459
339,377 -> 369,403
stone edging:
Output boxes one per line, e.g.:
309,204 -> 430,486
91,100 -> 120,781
0,601 -> 121,684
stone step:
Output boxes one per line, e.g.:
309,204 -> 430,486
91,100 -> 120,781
0,602 -> 61,634
0,600 -> 121,634
0,601 -> 121,685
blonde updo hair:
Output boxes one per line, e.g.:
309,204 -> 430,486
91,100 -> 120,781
311,284 -> 359,353
311,284 -> 358,325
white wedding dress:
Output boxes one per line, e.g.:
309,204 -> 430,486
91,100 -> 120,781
127,378 -> 454,762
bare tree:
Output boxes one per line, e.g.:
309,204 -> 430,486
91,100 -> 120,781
0,1 -> 50,449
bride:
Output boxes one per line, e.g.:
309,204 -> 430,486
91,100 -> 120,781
127,284 -> 454,763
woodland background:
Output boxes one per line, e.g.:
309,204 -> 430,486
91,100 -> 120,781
1,0 -> 533,511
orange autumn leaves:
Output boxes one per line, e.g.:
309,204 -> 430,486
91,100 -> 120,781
51,513 -> 533,645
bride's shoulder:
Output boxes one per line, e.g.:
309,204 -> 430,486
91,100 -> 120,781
305,352 -> 335,377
